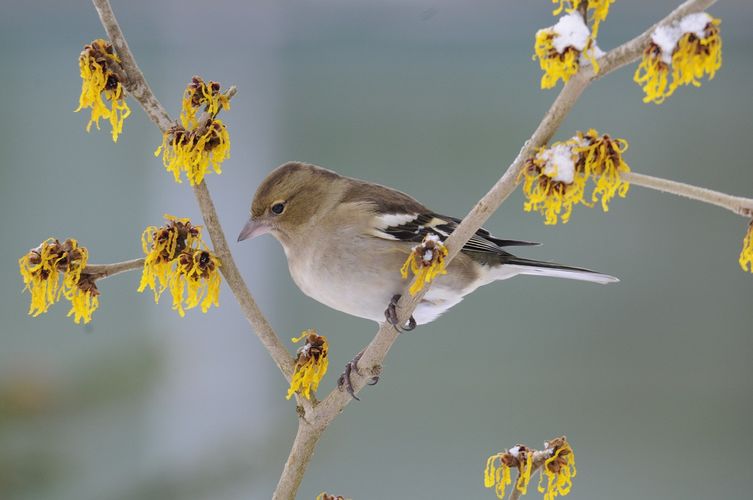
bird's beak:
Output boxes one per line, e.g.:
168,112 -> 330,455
237,218 -> 270,242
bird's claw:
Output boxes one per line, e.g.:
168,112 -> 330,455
384,294 -> 417,332
337,351 -> 380,401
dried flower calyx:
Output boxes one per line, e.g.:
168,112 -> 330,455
286,330 -> 329,400
400,233 -> 449,295
155,76 -> 232,185
138,215 -> 221,317
18,238 -> 100,324
76,39 -> 131,142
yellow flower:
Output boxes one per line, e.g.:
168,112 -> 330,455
66,276 -> 100,325
521,129 -> 630,224
19,238 -> 99,324
535,13 -> 600,89
171,250 -> 221,317
154,77 -> 232,185
400,234 -> 448,295
574,129 -> 630,211
180,76 -> 231,129
484,446 -> 534,499
521,141 -> 589,225
634,13 -> 722,104
138,215 -> 221,316
75,39 -> 131,142
740,221 -> 753,273
155,120 -> 231,186
287,330 -> 329,400
537,437 -> 577,500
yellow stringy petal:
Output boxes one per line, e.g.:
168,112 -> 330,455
670,19 -> 722,94
575,129 -> 631,211
483,454 -> 512,499
633,44 -> 671,104
534,29 -> 581,89
739,222 -> 753,273
75,39 -> 130,142
286,331 -> 329,400
538,441 -> 577,500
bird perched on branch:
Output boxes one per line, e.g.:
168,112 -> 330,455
238,161 -> 617,396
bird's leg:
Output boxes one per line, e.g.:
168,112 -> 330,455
384,294 -> 417,332
337,350 -> 380,401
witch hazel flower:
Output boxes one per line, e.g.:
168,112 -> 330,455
634,12 -> 722,104
534,13 -> 603,89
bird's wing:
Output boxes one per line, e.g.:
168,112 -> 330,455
370,212 -> 540,255
339,180 -> 538,255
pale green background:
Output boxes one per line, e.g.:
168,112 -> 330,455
1,1 -> 752,499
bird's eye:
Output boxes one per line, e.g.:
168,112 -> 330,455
271,202 -> 286,215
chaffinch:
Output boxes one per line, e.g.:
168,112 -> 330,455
238,161 -> 617,328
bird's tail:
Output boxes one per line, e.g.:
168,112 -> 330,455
499,256 -> 619,285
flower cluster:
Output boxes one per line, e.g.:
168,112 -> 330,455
155,77 -> 232,185
534,13 -> 602,89
740,221 -> 753,273
287,330 -> 329,400
552,0 -> 615,39
75,39 -> 131,142
537,437 -> 577,500
521,129 -> 630,224
18,238 -> 100,324
180,76 -> 231,129
484,445 -> 534,499
634,13 -> 722,104
138,215 -> 221,317
400,233 -> 449,295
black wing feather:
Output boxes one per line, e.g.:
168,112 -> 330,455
379,213 -> 540,256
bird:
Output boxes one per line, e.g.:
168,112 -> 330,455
239,161 -> 617,323
238,161 -> 617,396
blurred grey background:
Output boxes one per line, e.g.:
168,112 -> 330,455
1,1 -> 752,499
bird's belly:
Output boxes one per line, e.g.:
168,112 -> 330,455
288,257 -> 469,325
288,256 -> 401,323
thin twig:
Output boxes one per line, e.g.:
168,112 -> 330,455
83,258 -> 144,279
624,171 -> 753,217
91,0 -> 298,386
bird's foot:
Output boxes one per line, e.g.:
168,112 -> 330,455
337,351 -> 380,401
384,294 -> 417,332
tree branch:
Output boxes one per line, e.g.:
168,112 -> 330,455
90,0 -> 298,386
272,421 -> 324,500
83,258 -> 144,279
623,171 -> 753,217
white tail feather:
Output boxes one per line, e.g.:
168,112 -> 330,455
495,264 -> 619,285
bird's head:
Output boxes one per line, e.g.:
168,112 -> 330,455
238,161 -> 341,244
